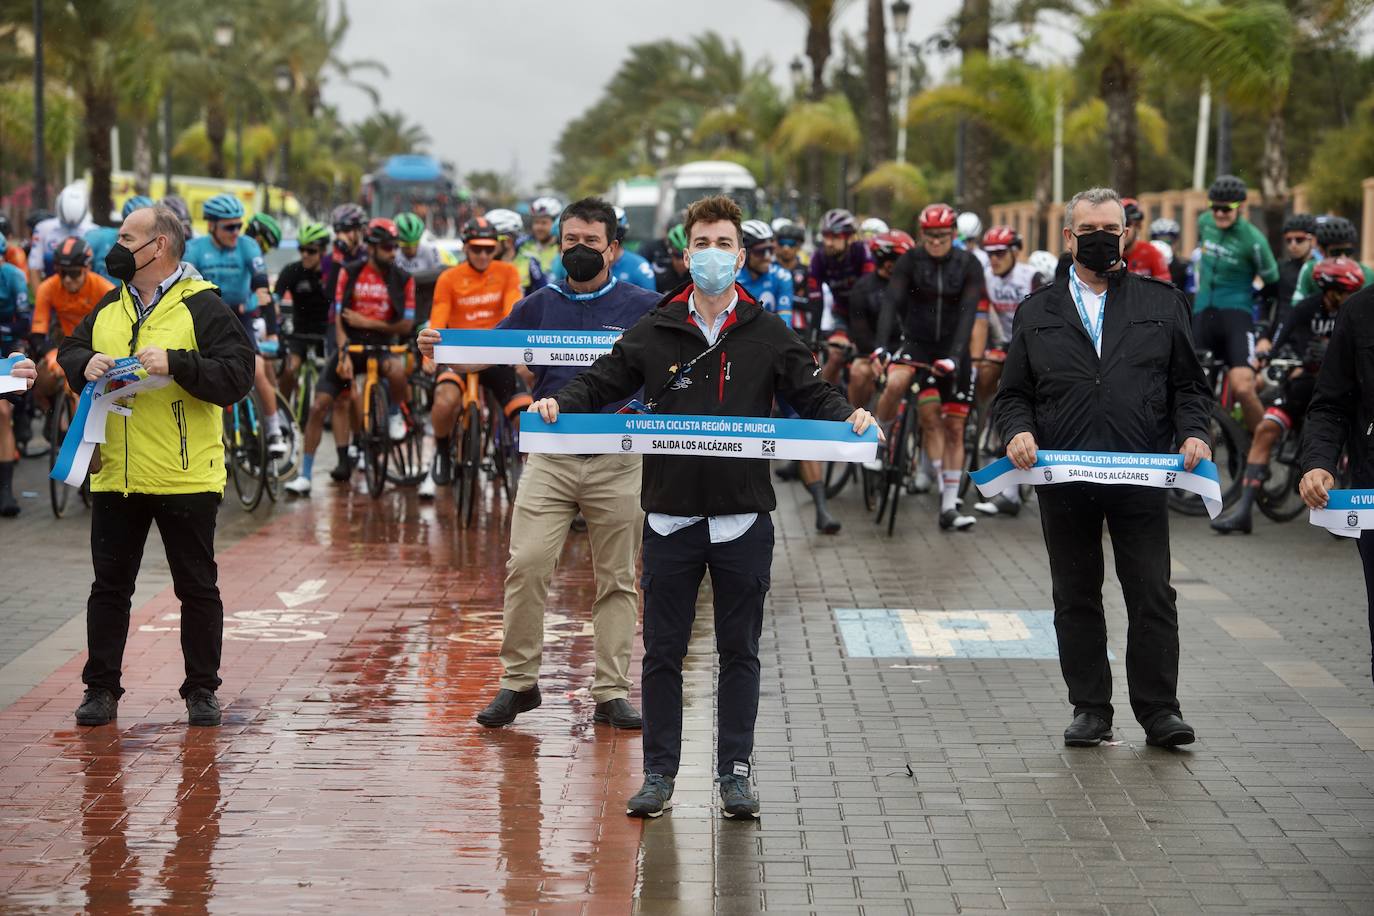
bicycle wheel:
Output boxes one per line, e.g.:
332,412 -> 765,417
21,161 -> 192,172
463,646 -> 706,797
272,389 -> 300,483
886,403 -> 919,536
1169,404 -> 1246,516
488,393 -> 522,501
823,461 -> 853,500
224,399 -> 267,511
47,400 -> 72,518
959,402 -> 992,501
363,381 -> 389,498
1257,452 -> 1306,522
458,401 -> 482,527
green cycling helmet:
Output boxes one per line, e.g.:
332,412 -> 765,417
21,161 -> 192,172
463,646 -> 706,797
247,212 -> 282,249
297,222 -> 330,247
394,212 -> 425,244
666,223 -> 687,252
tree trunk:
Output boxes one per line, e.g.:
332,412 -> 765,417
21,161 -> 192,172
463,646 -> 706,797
958,0 -> 992,220
206,99 -> 228,179
1100,52 -> 1138,196
83,85 -> 116,225
806,20 -> 831,215
132,119 -> 153,195
864,0 -> 893,215
1259,104 -> 1290,250
1033,163 -> 1053,251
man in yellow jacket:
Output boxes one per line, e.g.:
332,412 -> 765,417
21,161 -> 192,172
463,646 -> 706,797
58,204 -> 254,728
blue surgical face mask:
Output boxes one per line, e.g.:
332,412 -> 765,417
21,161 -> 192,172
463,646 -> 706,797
687,246 -> 741,295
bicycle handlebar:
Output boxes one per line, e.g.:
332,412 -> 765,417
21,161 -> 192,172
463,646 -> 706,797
344,344 -> 411,355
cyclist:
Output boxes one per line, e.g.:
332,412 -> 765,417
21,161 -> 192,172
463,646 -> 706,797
860,217 -> 889,241
0,253 -> 30,516
0,215 -> 26,275
1276,213 -> 1318,310
1122,198 -> 1169,280
1289,216 -> 1373,306
160,195 -> 194,241
275,222 -> 332,401
873,202 -> 985,532
773,220 -> 813,327
87,196 -> 153,283
734,220 -> 793,325
652,223 -> 691,293
185,193 -> 288,457
29,182 -> 95,288
845,229 -> 913,408
323,203 -> 368,300
1193,174 -> 1279,433
810,209 -> 873,385
30,236 -> 113,412
1212,256 -> 1364,534
246,212 -> 282,256
1027,250 -> 1058,289
1149,217 -> 1191,294
517,196 -> 562,292
394,212 -> 444,274
286,218 -> 415,495
956,211 -> 989,269
418,217 -> 527,500
484,208 -> 526,263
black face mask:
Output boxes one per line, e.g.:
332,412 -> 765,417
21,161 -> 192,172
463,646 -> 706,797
1072,230 -> 1122,275
561,244 -> 606,283
105,237 -> 157,284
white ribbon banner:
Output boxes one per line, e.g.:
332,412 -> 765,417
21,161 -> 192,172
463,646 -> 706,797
434,329 -> 618,367
0,354 -> 27,395
970,450 -> 1224,518
521,412 -> 879,462
1309,490 -> 1374,538
50,357 -> 170,488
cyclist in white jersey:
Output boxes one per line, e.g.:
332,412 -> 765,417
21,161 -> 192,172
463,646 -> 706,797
393,212 -> 445,274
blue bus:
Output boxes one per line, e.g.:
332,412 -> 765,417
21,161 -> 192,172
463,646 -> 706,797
361,155 -> 465,237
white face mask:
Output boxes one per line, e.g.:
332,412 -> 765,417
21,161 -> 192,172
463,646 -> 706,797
687,247 -> 742,295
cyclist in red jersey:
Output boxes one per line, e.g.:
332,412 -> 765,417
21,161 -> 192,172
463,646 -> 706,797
1122,198 -> 1170,281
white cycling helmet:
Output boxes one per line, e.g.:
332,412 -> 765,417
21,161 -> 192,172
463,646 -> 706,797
1150,217 -> 1181,240
860,217 -> 889,238
956,211 -> 982,241
57,181 -> 89,226
770,217 -> 792,234
1151,239 -> 1175,266
1028,249 -> 1058,284
485,208 -> 524,238
530,196 -> 563,218
741,219 -> 774,248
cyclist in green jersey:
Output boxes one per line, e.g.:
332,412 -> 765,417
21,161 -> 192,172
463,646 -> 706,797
1193,175 -> 1279,433
516,196 -> 561,291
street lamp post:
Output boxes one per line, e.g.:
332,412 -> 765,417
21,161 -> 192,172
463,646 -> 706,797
275,66 -> 293,213
213,19 -> 240,179
33,0 -> 46,208
891,0 -> 911,164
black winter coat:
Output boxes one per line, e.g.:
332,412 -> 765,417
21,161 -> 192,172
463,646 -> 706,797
1302,284 -> 1374,486
994,272 -> 1212,453
554,283 -> 854,516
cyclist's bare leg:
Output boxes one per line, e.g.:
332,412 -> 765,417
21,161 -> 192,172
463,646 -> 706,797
253,355 -> 278,422
1229,365 -> 1262,432
975,361 -> 1002,409
939,412 -> 969,517
876,365 -> 916,425
301,390 -> 335,457
280,352 -> 302,400
386,359 -> 409,410
917,399 -> 944,462
1246,417 -> 1282,466
799,462 -> 822,486
34,360 -> 61,412
0,399 -> 14,461
431,381 -> 460,441
334,389 -> 354,448
821,340 -> 847,385
847,358 -> 877,408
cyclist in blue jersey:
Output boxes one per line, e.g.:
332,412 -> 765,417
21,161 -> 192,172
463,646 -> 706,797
87,196 -> 153,283
0,259 -> 31,515
546,206 -> 658,290
735,220 -> 793,325
185,193 -> 287,457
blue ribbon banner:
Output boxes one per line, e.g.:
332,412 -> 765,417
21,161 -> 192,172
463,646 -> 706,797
1309,489 -> 1374,538
0,353 -> 27,395
434,328 -> 619,367
970,450 -> 1223,518
50,357 -> 171,488
521,412 -> 879,463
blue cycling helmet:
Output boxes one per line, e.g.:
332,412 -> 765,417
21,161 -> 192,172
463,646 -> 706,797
203,193 -> 244,222
121,195 -> 154,219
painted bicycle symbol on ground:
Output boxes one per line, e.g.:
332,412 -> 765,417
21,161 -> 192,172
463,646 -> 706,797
140,579 -> 336,642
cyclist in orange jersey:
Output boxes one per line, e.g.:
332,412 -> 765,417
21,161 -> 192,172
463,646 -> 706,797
32,236 -> 113,410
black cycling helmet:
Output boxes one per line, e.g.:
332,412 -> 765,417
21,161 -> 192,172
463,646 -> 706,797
0,214 -> 10,237
1315,216 -> 1358,251
1282,213 -> 1317,236
26,209 -> 53,232
774,221 -> 805,245
461,217 -> 499,245
1207,174 -> 1248,203
52,235 -> 92,269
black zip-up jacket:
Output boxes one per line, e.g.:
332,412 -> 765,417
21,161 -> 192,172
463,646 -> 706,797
876,246 -> 984,363
994,272 -> 1212,453
1302,285 -> 1374,486
554,283 -> 854,516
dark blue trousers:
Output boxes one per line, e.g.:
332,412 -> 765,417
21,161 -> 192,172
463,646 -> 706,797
1360,532 -> 1374,685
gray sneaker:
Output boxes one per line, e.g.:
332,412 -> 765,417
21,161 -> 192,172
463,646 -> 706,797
626,774 -> 675,818
717,773 -> 760,819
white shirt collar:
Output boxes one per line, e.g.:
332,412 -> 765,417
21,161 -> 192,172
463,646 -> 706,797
129,263 -> 186,316
687,291 -> 739,323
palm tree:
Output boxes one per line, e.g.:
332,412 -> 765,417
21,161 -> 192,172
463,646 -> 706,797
350,111 -> 431,162
772,0 -> 858,100
864,0 -> 893,212
955,0 -> 993,218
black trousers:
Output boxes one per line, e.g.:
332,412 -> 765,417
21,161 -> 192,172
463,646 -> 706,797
83,492 -> 224,699
1360,532 -> 1374,686
1038,483 -> 1180,727
640,514 -> 773,779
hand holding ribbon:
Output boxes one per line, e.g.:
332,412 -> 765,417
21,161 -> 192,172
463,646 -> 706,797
0,352 -> 36,394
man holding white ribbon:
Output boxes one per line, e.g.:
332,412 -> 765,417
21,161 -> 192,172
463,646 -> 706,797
995,187 -> 1213,749
536,195 -> 876,820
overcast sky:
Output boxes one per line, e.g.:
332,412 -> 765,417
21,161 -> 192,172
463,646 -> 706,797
326,0 -> 975,189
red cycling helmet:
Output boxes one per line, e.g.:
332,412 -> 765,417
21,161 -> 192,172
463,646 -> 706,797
1313,256 -> 1365,293
919,203 -> 957,231
981,226 -> 1022,252
868,230 -> 915,262
364,217 -> 399,245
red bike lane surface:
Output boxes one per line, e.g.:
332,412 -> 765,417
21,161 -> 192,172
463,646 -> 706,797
0,490 -> 644,913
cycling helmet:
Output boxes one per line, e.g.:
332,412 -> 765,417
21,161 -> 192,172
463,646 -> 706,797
56,182 -> 89,226
394,212 -> 425,244
1283,213 -> 1317,237
203,193 -> 244,222
461,217 -> 499,245
160,196 -> 192,236
1150,217 -> 1181,240
485,208 -> 524,238
774,221 -> 806,246
666,223 -> 688,252
741,219 -> 774,249
919,203 -> 958,230
530,196 -> 563,218
868,229 -> 915,263
26,209 -> 53,232
297,222 -> 330,247
247,212 -> 282,249
1315,216 -> 1358,251
956,211 -> 982,240
364,217 -> 399,245
0,214 -> 9,237
121,195 -> 154,219
52,235 -> 92,269
820,208 -> 857,236
981,225 -> 1022,252
771,217 -> 793,234
1150,239 -> 1175,266
1314,256 -> 1365,293
1121,197 -> 1144,224
331,203 -> 367,232
860,217 -> 889,238
1207,174 -> 1247,203
1028,250 -> 1058,284
612,206 -> 630,242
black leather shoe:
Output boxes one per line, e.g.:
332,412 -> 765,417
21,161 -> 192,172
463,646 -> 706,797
475,686 -> 541,727
593,698 -> 642,729
185,688 -> 222,727
1063,712 -> 1112,747
75,688 -> 118,726
1145,713 -> 1195,748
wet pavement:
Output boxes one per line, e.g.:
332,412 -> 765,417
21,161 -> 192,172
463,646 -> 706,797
1,455 -> 1373,914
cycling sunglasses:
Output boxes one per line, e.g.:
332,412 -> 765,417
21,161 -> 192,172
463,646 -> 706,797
299,246 -> 323,256
924,230 -> 954,240
59,268 -> 84,279
218,221 -> 243,233
1209,202 -> 1241,213
749,245 -> 775,257
375,240 -> 397,251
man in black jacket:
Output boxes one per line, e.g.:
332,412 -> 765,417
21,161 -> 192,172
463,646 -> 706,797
1300,284 -> 1374,685
537,195 -> 875,820
995,187 -> 1213,750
